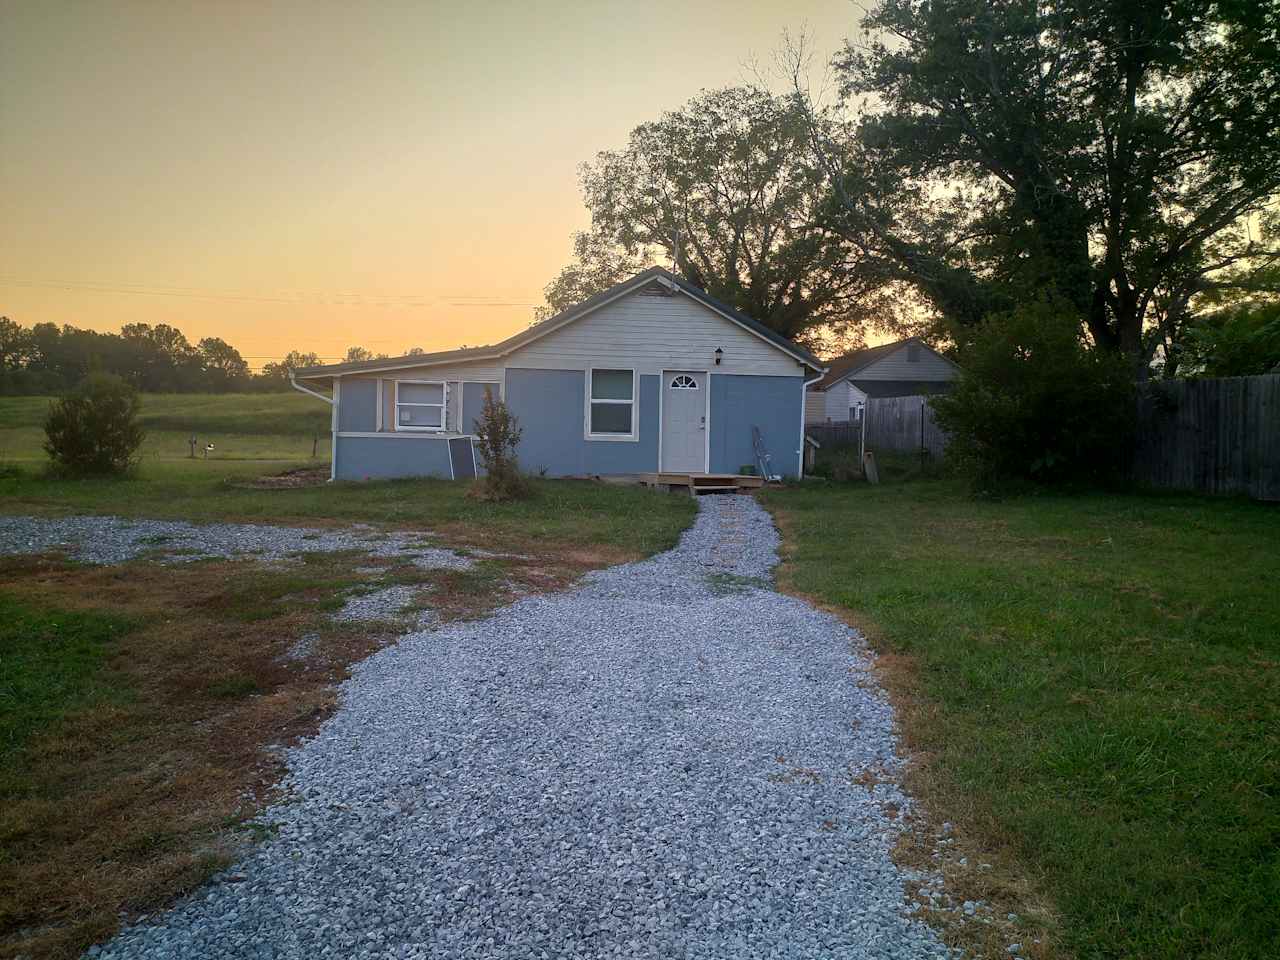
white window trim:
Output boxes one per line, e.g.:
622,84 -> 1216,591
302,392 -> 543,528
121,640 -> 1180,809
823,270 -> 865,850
394,379 -> 447,432
584,367 -> 639,442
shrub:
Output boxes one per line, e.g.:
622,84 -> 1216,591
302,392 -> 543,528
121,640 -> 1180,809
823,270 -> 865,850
43,373 -> 145,475
1180,299 -> 1280,377
468,388 -> 531,501
931,300 -> 1135,491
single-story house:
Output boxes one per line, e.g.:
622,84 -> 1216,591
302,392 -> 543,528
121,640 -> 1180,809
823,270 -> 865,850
805,337 -> 958,425
291,267 -> 826,482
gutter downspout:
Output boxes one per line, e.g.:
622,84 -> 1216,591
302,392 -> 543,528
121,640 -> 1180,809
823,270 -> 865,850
290,373 -> 337,481
799,368 -> 825,478
289,374 -> 333,406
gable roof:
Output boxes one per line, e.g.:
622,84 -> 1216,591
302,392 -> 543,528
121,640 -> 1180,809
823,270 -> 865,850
813,337 -> 956,391
293,267 -> 824,380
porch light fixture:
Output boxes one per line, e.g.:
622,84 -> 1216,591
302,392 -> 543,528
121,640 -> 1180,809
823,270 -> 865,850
714,347 -> 723,366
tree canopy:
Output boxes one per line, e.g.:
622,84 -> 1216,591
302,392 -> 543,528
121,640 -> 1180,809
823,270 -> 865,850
0,317 -> 324,395
537,87 -> 895,348
808,0 -> 1280,370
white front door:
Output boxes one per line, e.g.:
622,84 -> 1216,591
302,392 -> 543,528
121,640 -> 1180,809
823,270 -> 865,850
661,370 -> 707,473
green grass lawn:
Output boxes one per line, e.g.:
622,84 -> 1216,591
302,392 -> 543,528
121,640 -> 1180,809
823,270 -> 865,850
0,391 -> 696,559
760,480 -> 1280,960
0,462 -> 695,559
0,393 -> 332,463
0,595 -> 133,762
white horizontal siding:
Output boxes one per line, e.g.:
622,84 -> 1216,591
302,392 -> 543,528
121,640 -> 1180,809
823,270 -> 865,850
507,289 -> 803,378
804,389 -> 826,424
824,380 -> 853,420
857,344 -> 956,381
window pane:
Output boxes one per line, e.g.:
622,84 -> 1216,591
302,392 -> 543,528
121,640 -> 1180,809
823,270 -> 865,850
591,369 -> 632,401
399,382 -> 443,404
398,405 -> 442,427
590,401 -> 632,434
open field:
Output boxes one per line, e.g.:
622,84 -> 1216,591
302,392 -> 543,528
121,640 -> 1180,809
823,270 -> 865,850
760,480 -> 1280,960
0,393 -> 332,463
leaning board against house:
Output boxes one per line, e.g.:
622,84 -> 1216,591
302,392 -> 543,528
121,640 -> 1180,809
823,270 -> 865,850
292,268 -> 826,481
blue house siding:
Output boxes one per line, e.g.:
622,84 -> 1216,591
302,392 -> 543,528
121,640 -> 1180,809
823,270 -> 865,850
328,371 -> 803,481
709,374 -> 803,478
460,381 -> 495,435
337,379 -> 378,432
505,368 -> 659,476
334,435 -> 453,481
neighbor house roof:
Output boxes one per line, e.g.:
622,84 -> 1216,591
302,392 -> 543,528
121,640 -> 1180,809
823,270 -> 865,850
292,267 -> 825,381
812,337 -> 956,391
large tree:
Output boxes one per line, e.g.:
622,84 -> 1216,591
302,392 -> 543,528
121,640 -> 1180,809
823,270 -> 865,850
537,87 -> 892,347
197,337 -> 251,389
259,350 -> 320,386
805,0 -> 1280,370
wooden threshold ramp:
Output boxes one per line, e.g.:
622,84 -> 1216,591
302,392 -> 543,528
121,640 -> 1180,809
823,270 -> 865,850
639,473 -> 765,495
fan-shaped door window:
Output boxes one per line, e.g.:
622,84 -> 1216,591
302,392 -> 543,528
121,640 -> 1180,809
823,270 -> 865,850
670,375 -> 699,389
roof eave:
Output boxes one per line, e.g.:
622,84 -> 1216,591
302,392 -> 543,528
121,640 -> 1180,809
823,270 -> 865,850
290,266 -> 825,378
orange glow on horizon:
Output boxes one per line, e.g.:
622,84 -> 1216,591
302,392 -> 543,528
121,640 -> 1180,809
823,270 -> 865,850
1,1 -> 866,369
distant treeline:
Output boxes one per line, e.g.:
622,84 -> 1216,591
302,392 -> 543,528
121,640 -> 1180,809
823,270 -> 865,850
0,317 -> 395,395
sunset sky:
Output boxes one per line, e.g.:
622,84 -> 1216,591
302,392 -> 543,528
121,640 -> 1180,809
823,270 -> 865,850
2,1 -> 864,368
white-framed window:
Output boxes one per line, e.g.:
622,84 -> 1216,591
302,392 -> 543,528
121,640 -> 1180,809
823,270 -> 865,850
669,374 -> 698,389
586,367 -> 637,440
394,380 -> 446,431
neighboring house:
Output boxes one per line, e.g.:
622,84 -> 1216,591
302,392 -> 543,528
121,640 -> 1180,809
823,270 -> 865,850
804,337 -> 958,425
292,267 -> 826,481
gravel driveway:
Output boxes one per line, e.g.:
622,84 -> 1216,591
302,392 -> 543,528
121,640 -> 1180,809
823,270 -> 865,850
0,515 -> 471,568
92,495 -> 948,960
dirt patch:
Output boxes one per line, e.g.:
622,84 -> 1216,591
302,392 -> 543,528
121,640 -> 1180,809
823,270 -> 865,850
227,466 -> 330,490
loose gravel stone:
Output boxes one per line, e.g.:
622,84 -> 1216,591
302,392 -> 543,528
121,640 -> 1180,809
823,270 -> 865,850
0,515 -> 471,569
92,494 -> 950,959
333,586 -> 423,623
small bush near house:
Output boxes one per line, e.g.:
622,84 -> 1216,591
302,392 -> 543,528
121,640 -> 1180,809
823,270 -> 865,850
931,300 -> 1134,492
469,388 -> 531,501
43,373 -> 145,476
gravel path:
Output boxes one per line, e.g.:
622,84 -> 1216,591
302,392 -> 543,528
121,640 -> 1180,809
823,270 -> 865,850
0,515 -> 471,568
92,495 -> 949,960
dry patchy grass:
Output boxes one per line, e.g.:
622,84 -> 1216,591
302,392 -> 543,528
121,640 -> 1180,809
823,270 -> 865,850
0,517 -> 671,960
0,554 -> 404,959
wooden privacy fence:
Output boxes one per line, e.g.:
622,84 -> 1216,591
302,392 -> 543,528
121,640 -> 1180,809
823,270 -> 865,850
864,395 -> 949,457
804,376 -> 1279,500
1133,374 -> 1280,501
806,395 -> 949,459
805,420 -> 860,449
